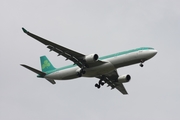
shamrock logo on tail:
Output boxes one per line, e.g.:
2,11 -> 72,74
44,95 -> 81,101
42,60 -> 51,69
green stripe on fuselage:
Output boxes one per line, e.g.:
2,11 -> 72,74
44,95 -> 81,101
44,64 -> 76,74
99,47 -> 153,60
43,47 -> 154,75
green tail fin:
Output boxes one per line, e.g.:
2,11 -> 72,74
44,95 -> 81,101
40,56 -> 56,72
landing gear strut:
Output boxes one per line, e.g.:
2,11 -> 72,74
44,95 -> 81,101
95,83 -> 100,89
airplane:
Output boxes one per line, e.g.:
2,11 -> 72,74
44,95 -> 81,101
21,28 -> 157,95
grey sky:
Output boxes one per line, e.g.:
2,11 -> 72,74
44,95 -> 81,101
1,0 -> 180,120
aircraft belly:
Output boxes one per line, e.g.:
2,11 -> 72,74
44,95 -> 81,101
45,67 -> 78,80
83,62 -> 115,77
46,62 -> 116,79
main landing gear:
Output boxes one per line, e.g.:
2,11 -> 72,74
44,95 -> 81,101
95,79 -> 105,89
95,77 -> 116,90
77,68 -> 86,77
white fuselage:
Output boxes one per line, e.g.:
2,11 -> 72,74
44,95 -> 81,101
45,49 -> 157,80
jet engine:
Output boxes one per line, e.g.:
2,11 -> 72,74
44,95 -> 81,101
84,54 -> 99,63
118,74 -> 131,83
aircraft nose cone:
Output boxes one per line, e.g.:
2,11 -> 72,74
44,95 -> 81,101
152,49 -> 157,54
150,49 -> 158,57
153,49 -> 158,55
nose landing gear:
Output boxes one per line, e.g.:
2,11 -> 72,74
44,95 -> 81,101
140,63 -> 144,67
140,60 -> 144,67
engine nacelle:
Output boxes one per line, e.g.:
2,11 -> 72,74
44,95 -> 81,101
84,54 -> 99,63
118,74 -> 131,83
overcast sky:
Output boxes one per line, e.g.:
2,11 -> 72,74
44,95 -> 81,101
1,0 -> 180,120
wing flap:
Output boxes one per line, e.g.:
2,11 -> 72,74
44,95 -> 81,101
47,45 -> 85,67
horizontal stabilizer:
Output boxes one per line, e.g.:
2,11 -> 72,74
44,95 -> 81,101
46,78 -> 56,84
22,27 -> 28,33
21,64 -> 46,77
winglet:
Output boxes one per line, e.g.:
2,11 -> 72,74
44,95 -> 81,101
22,27 -> 28,33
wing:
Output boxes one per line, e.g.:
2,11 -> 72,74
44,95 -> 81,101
103,70 -> 128,95
115,82 -> 128,95
22,28 -> 89,68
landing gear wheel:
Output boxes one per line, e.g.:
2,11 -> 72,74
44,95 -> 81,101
77,72 -> 82,77
95,83 -> 100,89
99,81 -> 105,86
80,69 -> 86,74
140,63 -> 144,67
111,86 -> 115,90
101,82 -> 105,86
